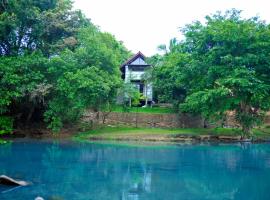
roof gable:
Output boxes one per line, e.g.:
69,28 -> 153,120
121,51 -> 149,68
130,57 -> 147,65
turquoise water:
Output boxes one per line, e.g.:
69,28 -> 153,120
0,140 -> 270,200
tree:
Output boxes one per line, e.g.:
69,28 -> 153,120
178,10 -> 270,136
157,38 -> 179,55
0,0 -> 130,133
0,53 -> 48,124
117,82 -> 142,127
0,0 -> 88,56
44,26 -> 129,131
117,83 -> 141,108
153,52 -> 190,108
44,67 -> 119,131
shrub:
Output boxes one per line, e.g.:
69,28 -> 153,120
0,116 -> 14,135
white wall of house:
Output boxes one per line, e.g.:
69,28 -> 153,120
124,65 -> 129,83
124,65 -> 145,81
143,83 -> 153,101
123,55 -> 153,103
124,66 -> 153,101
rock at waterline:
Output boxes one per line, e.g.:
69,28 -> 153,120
35,197 -> 44,200
0,175 -> 30,186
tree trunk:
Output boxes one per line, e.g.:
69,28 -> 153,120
144,84 -> 148,107
238,102 -> 253,138
26,106 -> 35,124
102,111 -> 111,124
135,107 -> 138,128
242,126 -> 252,138
203,118 -> 208,128
102,113 -> 106,124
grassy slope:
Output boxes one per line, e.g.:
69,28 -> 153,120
75,126 -> 270,141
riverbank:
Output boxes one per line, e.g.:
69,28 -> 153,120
1,125 -> 270,143
75,126 -> 270,143
0,126 -> 76,140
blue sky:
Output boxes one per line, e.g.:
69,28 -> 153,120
74,0 -> 270,56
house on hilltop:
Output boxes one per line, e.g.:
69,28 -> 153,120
120,51 -> 153,106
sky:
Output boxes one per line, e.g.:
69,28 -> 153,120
73,0 -> 270,56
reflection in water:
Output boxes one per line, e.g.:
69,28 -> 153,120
0,141 -> 270,200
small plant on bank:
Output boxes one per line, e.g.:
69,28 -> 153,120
0,116 -> 13,135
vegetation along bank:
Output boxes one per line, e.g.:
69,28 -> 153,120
0,1 -> 270,141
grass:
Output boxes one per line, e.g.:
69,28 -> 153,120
252,127 -> 270,140
108,105 -> 175,114
79,126 -> 232,136
75,125 -> 270,142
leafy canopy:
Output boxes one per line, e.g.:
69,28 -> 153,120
154,9 -> 270,135
0,0 -> 130,133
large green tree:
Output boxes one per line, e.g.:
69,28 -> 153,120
44,26 -> 129,131
155,10 -> 270,136
153,52 -> 190,107
0,0 -> 129,133
0,0 -> 88,56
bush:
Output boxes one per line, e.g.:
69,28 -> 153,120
0,116 -> 14,135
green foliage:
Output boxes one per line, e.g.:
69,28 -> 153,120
0,0 -> 88,56
0,0 -> 130,133
45,66 -> 120,131
0,116 -> 13,134
0,53 -> 48,117
42,25 -> 129,131
155,9 -> 270,136
153,52 -> 190,107
118,82 -> 142,107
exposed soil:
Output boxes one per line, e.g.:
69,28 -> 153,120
0,127 -> 77,140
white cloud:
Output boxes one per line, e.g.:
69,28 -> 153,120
74,0 -> 270,56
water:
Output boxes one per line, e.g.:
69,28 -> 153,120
0,140 -> 270,200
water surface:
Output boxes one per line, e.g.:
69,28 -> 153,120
0,140 -> 270,200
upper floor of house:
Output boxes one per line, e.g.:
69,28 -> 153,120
120,51 -> 151,82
